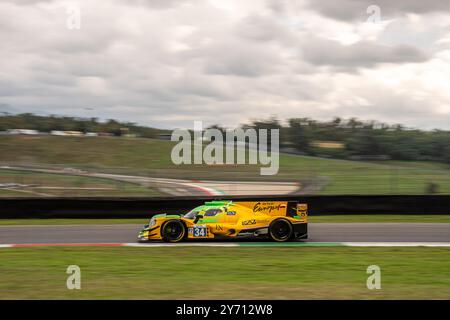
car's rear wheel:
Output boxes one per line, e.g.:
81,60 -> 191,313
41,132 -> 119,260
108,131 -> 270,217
161,220 -> 186,243
269,219 -> 293,242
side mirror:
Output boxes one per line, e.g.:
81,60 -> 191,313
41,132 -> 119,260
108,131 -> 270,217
194,214 -> 204,224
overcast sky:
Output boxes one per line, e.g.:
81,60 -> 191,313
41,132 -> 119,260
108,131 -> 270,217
1,0 -> 450,129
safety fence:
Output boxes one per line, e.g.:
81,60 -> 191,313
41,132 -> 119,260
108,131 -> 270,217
0,195 -> 448,218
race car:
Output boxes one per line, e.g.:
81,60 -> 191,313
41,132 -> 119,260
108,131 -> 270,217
137,200 -> 308,242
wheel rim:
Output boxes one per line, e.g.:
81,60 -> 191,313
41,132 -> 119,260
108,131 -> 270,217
271,220 -> 291,241
163,221 -> 184,241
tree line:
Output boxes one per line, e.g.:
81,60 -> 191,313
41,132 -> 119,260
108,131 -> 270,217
1,113 -> 449,163
220,117 -> 450,164
0,113 -> 169,138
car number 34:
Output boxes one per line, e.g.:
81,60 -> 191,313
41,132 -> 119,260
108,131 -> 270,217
189,226 -> 207,237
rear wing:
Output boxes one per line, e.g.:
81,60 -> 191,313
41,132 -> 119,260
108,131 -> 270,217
233,201 -> 308,218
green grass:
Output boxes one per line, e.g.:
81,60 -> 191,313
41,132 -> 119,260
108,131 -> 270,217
1,135 -> 449,195
0,247 -> 449,299
1,215 -> 449,225
281,155 -> 450,194
0,169 -> 163,197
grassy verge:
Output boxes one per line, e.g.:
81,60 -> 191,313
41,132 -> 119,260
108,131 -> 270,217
1,135 -> 449,194
0,169 -> 163,197
1,215 -> 449,225
0,247 -> 449,299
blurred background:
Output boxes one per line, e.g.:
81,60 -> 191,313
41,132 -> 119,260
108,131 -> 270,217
1,113 -> 448,197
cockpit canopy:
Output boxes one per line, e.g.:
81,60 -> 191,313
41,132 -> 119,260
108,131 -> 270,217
183,207 -> 226,219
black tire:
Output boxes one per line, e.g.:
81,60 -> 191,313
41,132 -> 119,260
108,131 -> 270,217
269,219 -> 293,242
161,220 -> 186,243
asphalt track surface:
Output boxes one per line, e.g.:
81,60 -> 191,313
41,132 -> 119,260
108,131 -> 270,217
0,223 -> 449,244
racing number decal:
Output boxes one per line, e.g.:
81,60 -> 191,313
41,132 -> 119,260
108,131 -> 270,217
191,226 -> 207,237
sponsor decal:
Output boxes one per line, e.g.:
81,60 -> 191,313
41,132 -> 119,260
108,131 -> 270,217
215,225 -> 223,231
227,211 -> 236,215
253,202 -> 284,213
241,219 -> 268,226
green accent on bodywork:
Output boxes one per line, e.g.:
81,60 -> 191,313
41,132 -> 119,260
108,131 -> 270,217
193,206 -> 208,211
189,201 -> 233,214
152,214 -> 181,219
198,218 -> 218,224
153,200 -> 233,221
204,201 -> 232,206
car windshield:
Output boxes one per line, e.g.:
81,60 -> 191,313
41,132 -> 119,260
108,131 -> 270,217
184,210 -> 200,219
183,207 -> 223,219
204,208 -> 222,216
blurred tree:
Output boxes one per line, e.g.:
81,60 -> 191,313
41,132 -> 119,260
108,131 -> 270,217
425,182 -> 439,194
1,113 -> 449,164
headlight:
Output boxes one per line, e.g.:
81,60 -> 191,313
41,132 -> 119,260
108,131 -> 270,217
149,218 -> 156,228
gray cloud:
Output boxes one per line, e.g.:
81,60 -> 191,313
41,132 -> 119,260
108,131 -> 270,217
4,0 -> 188,7
234,14 -> 294,43
3,0 -> 55,4
201,42 -> 284,77
119,0 -> 193,9
301,38 -> 429,68
341,89 -> 450,130
0,0 -> 448,130
305,0 -> 450,21
0,103 -> 17,114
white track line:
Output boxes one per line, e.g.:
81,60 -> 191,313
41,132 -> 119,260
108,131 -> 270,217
342,242 -> 450,247
1,242 -> 450,248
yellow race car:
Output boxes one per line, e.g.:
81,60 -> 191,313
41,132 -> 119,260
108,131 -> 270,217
137,200 -> 308,242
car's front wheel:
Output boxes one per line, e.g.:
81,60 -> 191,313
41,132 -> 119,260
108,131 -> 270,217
161,220 -> 186,242
269,219 -> 293,242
